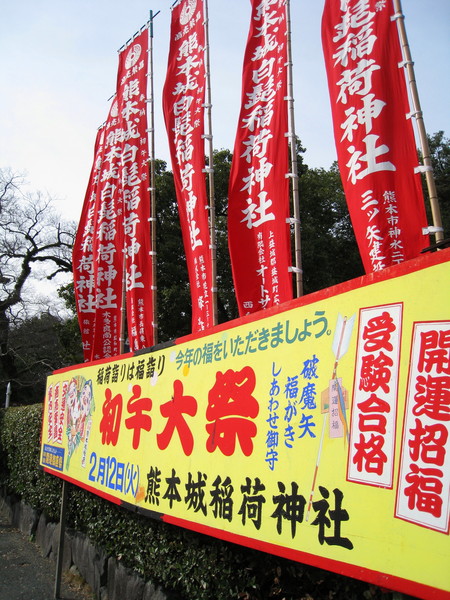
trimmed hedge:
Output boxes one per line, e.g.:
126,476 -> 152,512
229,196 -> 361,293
0,405 -> 406,600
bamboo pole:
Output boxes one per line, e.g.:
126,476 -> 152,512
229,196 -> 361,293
285,0 -> 303,298
148,10 -> 159,344
392,0 -> 444,242
203,0 -> 218,326
119,260 -> 127,354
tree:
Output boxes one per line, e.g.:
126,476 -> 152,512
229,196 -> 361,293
421,130 -> 450,238
209,148 -> 238,322
152,145 -> 364,341
7,310 -> 83,405
0,168 -> 75,403
57,282 -> 84,367
154,152 -> 239,343
298,162 -> 364,294
154,159 -> 192,342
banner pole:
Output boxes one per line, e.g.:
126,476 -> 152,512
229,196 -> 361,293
148,10 -> 159,344
119,260 -> 127,354
53,480 -> 68,599
203,0 -> 218,326
392,0 -> 444,242
285,0 -> 303,297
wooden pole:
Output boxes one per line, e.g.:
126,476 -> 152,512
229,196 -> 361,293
54,480 -> 69,600
203,0 -> 218,326
285,0 -> 303,297
148,11 -> 159,344
392,0 -> 444,242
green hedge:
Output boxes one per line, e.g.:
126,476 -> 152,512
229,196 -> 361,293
0,405 -> 402,600
0,404 -> 62,513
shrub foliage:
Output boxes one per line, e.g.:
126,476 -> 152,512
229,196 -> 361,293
0,404 -> 404,600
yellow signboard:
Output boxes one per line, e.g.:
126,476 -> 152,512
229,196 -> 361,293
40,250 -> 450,600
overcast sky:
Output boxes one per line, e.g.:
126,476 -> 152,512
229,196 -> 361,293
1,0 -> 449,223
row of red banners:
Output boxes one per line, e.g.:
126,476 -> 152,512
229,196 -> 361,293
74,0 -> 430,361
73,28 -> 154,361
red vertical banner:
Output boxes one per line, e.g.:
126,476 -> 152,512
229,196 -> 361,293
74,26 -> 154,361
228,0 -> 292,318
73,101 -> 125,362
92,101 -> 126,360
322,0 -> 429,273
116,29 -> 154,350
73,126 -> 105,361
162,0 -> 214,333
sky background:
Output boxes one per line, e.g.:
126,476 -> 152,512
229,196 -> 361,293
1,0 -> 449,223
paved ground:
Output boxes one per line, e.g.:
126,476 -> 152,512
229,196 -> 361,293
0,505 -> 93,600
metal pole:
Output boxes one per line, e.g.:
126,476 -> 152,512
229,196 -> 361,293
392,0 -> 444,242
203,0 -> 218,326
54,480 -> 69,600
148,11 -> 159,344
5,381 -> 11,408
285,0 -> 303,297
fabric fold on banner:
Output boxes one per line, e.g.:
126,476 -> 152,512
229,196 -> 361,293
322,0 -> 429,273
162,0 -> 214,333
227,0 -> 293,318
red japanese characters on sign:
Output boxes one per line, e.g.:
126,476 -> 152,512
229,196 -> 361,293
396,321 -> 450,533
42,250 -> 450,599
206,367 -> 259,456
162,0 -> 214,332
57,381 -> 67,445
46,382 -> 67,446
348,304 -> 402,487
98,366 -> 260,458
322,0 -> 429,273
47,384 -> 54,441
228,0 -> 293,317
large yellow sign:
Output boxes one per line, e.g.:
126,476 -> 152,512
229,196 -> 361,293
40,250 -> 450,600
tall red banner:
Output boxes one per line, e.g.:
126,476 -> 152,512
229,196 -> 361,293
162,0 -> 214,333
73,125 -> 106,361
322,0 -> 429,273
73,103 -> 124,362
116,29 -> 154,351
74,27 -> 154,361
228,0 -> 292,317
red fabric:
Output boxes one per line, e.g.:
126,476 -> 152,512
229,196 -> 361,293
74,28 -> 154,361
116,29 -> 154,350
162,0 -> 214,332
228,0 -> 293,317
73,128 -> 105,361
322,0 -> 429,273
73,103 -> 124,361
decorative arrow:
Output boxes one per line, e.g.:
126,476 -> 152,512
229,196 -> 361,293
306,313 -> 355,521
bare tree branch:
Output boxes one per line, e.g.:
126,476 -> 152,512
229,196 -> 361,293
0,168 -> 76,389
